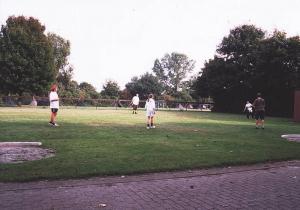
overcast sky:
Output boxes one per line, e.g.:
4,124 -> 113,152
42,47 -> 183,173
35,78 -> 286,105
1,0 -> 299,90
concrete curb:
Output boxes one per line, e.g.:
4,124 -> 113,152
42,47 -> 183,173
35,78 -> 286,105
0,142 -> 42,147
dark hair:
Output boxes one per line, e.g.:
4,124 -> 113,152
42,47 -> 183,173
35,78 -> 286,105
147,94 -> 153,102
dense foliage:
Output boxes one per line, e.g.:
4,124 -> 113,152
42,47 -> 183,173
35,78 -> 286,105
101,80 -> 121,99
0,16 -> 55,95
194,25 -> 300,117
152,52 -> 195,95
125,72 -> 163,99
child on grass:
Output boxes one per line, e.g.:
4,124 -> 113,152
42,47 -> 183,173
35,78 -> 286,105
244,101 -> 254,119
49,84 -> 59,126
145,94 -> 156,129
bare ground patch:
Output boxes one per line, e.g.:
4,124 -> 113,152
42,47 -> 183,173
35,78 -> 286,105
0,142 -> 55,164
281,134 -> 300,142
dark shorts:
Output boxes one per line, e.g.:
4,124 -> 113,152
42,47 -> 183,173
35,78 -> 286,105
255,110 -> 265,120
132,105 -> 138,110
51,108 -> 59,113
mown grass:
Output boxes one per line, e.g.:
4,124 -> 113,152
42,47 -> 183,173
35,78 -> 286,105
0,107 -> 299,182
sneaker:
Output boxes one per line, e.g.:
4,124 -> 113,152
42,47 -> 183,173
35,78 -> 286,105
151,126 -> 156,129
146,126 -> 150,129
54,123 -> 59,127
49,122 -> 55,126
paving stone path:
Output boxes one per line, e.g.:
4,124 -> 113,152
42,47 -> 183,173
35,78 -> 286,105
0,161 -> 299,210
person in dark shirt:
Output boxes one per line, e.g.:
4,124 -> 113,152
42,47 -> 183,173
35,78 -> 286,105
252,93 -> 265,129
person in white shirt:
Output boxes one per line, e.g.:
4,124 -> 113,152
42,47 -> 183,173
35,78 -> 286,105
145,94 -> 156,129
49,84 -> 59,126
244,101 -> 254,119
131,94 -> 140,114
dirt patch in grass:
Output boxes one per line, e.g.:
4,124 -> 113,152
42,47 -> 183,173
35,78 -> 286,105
281,134 -> 300,143
0,142 -> 55,164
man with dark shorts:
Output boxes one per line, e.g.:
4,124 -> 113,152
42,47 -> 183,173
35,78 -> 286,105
252,93 -> 265,129
131,94 -> 139,114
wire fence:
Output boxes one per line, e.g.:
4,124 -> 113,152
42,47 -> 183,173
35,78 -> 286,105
0,95 -> 214,111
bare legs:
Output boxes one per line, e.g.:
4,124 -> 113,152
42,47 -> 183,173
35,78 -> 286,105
147,116 -> 154,128
255,119 -> 265,129
50,112 -> 58,126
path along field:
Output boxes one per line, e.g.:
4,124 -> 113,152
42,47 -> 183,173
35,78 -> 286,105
0,107 -> 299,182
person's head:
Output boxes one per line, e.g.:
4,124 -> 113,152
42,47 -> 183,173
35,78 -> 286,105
257,92 -> 261,98
148,94 -> 153,99
246,101 -> 250,104
136,93 -> 139,97
50,84 -> 57,92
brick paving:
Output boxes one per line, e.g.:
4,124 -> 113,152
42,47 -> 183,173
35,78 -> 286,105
0,161 -> 299,210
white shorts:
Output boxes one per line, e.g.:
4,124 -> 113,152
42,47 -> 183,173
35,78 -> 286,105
146,110 -> 155,117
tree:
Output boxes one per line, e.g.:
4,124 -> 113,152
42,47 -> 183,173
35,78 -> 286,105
254,31 -> 300,116
100,80 -> 120,99
194,25 -> 300,117
47,32 -> 70,76
125,72 -> 163,99
152,52 -> 195,95
56,65 -> 80,98
47,32 -> 77,98
0,16 -> 55,95
79,82 -> 99,99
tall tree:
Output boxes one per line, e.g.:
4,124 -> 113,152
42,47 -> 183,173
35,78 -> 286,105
254,31 -> 300,116
101,80 -> 120,99
125,72 -> 163,99
47,32 -> 71,76
0,16 -> 55,95
56,65 -> 80,98
194,25 -> 300,117
152,52 -> 195,94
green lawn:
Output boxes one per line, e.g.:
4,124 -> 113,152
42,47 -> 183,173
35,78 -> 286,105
0,107 -> 299,182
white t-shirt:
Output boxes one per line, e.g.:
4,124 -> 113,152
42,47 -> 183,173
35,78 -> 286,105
245,103 -> 252,112
145,98 -> 155,116
132,96 -> 139,105
49,91 -> 59,109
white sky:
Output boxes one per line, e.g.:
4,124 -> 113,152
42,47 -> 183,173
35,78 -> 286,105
1,0 -> 299,90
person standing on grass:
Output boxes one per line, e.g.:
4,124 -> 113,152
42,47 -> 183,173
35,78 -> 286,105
131,93 -> 139,114
145,94 -> 156,129
49,84 -> 59,126
252,93 -> 265,129
244,101 -> 254,119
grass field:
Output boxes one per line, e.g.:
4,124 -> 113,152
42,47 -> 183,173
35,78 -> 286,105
0,107 -> 299,182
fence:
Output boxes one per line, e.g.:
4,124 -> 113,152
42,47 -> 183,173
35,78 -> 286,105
0,96 -> 214,111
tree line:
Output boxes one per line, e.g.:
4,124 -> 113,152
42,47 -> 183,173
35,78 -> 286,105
1,16 -> 299,117
0,16 -> 195,102
194,25 -> 300,117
